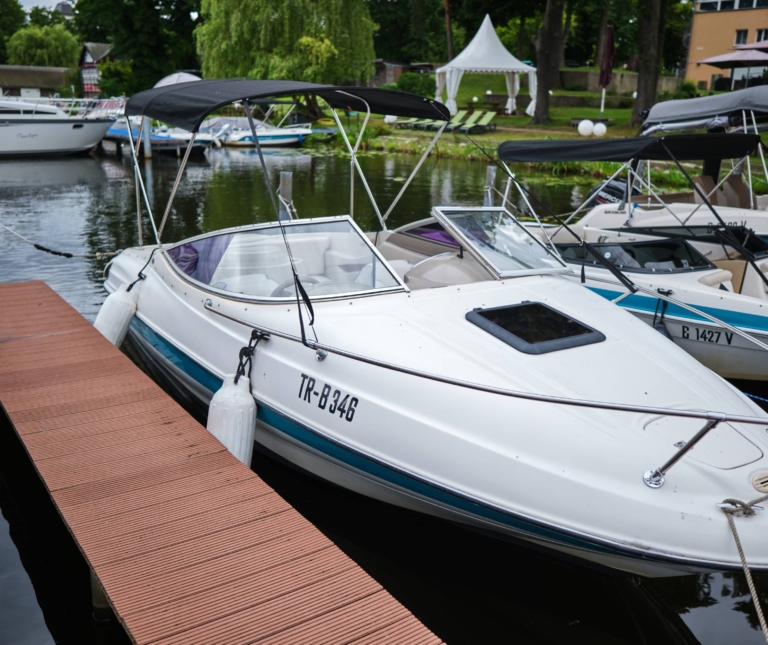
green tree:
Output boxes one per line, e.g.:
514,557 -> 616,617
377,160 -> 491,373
0,0 -> 25,64
74,0 -> 199,93
7,24 -> 80,68
196,0 -> 376,85
29,6 -> 70,28
97,59 -> 135,97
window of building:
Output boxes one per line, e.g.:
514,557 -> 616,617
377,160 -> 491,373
720,1 -> 735,8
699,0 -> 718,8
736,29 -> 749,44
739,0 -> 755,8
758,29 -> 768,41
758,0 -> 768,8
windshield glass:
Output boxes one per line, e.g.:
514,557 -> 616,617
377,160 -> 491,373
558,239 -> 713,272
433,209 -> 566,277
167,219 -> 400,298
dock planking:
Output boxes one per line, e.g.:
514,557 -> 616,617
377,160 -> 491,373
0,281 -> 442,645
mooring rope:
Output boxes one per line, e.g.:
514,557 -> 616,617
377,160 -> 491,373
0,220 -> 121,260
720,493 -> 768,642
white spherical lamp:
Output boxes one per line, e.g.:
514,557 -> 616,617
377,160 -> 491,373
577,119 -> 594,136
593,122 -> 607,137
486,90 -> 492,95
472,96 -> 478,103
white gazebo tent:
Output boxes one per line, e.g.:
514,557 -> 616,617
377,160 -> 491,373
435,14 -> 537,117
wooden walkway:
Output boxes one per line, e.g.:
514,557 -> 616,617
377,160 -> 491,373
0,281 -> 442,645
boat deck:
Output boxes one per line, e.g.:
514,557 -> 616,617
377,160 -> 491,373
0,280 -> 442,645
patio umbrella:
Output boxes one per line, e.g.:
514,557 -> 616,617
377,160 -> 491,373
598,25 -> 615,118
696,50 -> 768,89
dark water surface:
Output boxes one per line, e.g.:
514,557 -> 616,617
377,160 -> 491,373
1,148 -> 767,644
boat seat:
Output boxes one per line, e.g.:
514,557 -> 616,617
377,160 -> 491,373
698,269 -> 733,288
722,174 -> 756,209
693,176 -> 724,206
211,273 -> 279,296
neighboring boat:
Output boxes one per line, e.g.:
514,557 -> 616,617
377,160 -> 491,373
200,116 -> 313,147
0,97 -> 117,156
498,134 -> 768,237
102,80 -> 768,578
574,88 -> 768,236
104,121 -> 214,156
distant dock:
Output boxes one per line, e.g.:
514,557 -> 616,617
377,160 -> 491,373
0,280 -> 441,645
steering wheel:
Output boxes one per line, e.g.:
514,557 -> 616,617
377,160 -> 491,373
270,276 -> 322,297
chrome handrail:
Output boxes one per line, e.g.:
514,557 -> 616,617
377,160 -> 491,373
202,300 -> 767,427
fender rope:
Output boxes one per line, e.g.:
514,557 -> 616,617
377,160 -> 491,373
720,492 -> 768,643
234,330 -> 266,385
0,220 -> 120,259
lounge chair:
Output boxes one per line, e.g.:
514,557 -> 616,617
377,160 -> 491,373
405,117 -> 438,129
451,110 -> 483,133
471,111 -> 497,133
395,117 -> 419,129
428,109 -> 467,131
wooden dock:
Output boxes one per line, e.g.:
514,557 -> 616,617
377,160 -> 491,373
0,281 -> 442,645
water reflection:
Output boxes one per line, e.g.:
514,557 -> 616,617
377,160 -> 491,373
1,148 -> 767,643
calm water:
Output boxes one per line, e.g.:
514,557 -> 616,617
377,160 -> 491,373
1,147 -> 767,644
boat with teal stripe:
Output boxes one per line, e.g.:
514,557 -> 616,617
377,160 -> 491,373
99,82 -> 768,579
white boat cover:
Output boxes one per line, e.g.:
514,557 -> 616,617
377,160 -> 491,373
435,14 -> 536,116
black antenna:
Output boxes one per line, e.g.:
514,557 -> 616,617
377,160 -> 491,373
244,98 -> 316,347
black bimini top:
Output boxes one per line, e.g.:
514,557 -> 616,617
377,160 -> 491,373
497,133 -> 761,163
125,79 -> 450,132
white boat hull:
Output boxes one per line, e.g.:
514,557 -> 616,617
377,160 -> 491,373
110,237 -> 768,580
125,314 -> 733,578
0,119 -> 114,156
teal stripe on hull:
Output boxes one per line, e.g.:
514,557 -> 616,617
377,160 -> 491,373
127,316 -> 683,568
589,287 -> 768,333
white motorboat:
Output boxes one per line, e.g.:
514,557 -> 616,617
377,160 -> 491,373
101,80 -> 768,578
559,88 -> 768,237
200,116 -> 312,147
499,135 -> 768,381
0,97 -> 117,156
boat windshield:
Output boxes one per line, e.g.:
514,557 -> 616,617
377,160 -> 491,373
431,207 -> 568,278
166,218 -> 402,299
557,238 -> 713,273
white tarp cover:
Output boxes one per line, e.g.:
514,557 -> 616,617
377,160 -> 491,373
435,14 -> 536,116
153,72 -> 201,88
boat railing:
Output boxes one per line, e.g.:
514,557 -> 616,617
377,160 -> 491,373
201,299 -> 768,491
2,96 -> 126,119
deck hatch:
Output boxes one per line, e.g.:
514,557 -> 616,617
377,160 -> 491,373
467,302 -> 605,354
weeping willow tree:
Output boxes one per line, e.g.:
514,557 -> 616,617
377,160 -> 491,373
196,0 -> 376,87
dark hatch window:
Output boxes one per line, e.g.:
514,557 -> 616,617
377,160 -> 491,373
466,302 -> 605,355
557,239 -> 712,272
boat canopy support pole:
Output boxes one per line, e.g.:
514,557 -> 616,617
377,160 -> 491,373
625,166 -> 689,227
328,97 -> 387,230
383,122 -> 447,223
503,162 -> 556,249
682,157 -> 748,224
744,111 -> 755,209
125,116 -> 160,245
643,418 -> 722,488
751,110 -> 768,189
158,133 -> 197,240
552,161 -> 632,237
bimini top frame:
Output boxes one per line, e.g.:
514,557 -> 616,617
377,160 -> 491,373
126,79 -> 451,239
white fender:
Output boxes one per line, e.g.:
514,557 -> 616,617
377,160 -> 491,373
207,374 -> 257,466
94,283 -> 138,347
